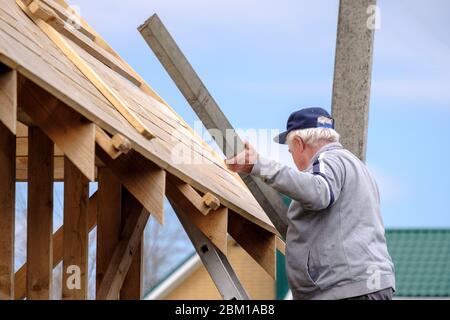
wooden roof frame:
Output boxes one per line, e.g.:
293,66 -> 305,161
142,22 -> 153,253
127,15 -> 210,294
0,0 -> 284,300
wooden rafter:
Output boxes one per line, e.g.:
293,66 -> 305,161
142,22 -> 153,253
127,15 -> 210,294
18,0 -> 154,140
167,175 -> 220,216
167,174 -> 228,255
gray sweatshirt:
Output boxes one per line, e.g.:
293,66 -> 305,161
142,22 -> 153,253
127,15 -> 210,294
251,142 -> 395,300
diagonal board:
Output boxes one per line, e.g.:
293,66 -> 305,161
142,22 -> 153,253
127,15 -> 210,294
14,191 -> 97,300
20,0 -> 154,140
166,174 -> 228,255
138,14 -> 288,238
96,206 -> 149,300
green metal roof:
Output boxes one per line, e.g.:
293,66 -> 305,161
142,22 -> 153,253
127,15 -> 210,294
386,229 -> 450,297
144,229 -> 450,299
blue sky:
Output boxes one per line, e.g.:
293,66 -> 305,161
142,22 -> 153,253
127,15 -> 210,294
67,0 -> 450,228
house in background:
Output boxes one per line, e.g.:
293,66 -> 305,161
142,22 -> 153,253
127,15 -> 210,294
144,229 -> 450,300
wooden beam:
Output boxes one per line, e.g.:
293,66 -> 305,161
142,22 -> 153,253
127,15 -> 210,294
276,237 -> 286,256
202,192 -> 220,211
0,122 -> 15,299
96,167 -> 122,300
16,156 -> 64,181
138,14 -> 288,237
32,0 -> 142,87
62,157 -> 89,299
27,126 -> 54,300
20,0 -> 154,140
331,0 -> 376,161
119,189 -> 144,300
0,66 -> 17,134
96,205 -> 149,300
96,147 -> 165,224
95,126 -> 129,160
167,175 -> 216,216
39,0 -> 96,40
166,175 -> 228,255
14,192 -> 97,300
18,78 -> 95,181
228,211 -> 276,279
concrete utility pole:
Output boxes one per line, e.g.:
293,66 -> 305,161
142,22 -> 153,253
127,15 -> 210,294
139,15 -> 288,237
332,0 -> 377,162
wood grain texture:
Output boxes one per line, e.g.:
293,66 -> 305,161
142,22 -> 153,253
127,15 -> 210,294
0,0 -> 276,235
0,65 -> 16,134
166,174 -> 228,255
62,157 -> 89,299
14,192 -> 97,300
19,78 -> 95,181
0,122 -> 15,299
27,126 -> 53,299
96,147 -> 165,225
96,167 -> 121,299
228,211 -> 276,279
97,205 -> 149,300
119,189 -> 143,300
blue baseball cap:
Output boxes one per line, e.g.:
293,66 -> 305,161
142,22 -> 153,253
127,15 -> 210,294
274,107 -> 334,144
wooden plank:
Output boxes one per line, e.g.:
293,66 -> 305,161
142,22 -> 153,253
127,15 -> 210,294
35,0 -> 142,87
1,1 -> 277,235
18,78 -> 95,181
167,175 -> 215,216
332,0 -> 376,161
119,189 -> 143,300
0,121 -> 15,299
14,191 -> 97,300
96,206 -> 149,300
166,176 -> 228,255
0,65 -> 16,134
138,14 -> 288,237
16,155 -> 64,181
276,237 -> 286,256
202,192 -> 220,211
62,157 -> 89,299
96,147 -> 165,225
95,125 -> 131,160
21,0 -> 153,140
228,211 -> 276,279
27,126 -> 53,299
96,167 -> 122,299
39,0 -> 96,40
16,137 -> 64,156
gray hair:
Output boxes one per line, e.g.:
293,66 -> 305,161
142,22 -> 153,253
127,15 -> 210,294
287,128 -> 340,147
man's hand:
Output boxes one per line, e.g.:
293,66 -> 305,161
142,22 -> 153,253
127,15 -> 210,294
225,141 -> 259,174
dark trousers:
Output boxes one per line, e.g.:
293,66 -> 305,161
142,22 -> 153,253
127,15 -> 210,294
344,288 -> 394,300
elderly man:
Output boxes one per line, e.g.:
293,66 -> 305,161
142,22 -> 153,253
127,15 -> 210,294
226,107 -> 395,300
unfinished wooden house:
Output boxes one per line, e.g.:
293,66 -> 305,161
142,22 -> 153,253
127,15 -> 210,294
0,0 -> 282,300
